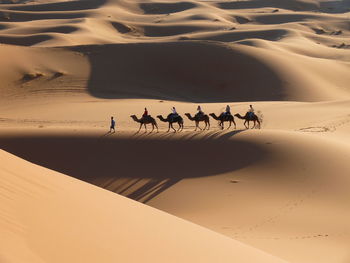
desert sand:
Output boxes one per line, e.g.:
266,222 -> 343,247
0,0 -> 350,262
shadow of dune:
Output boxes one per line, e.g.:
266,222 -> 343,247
0,133 -> 266,203
0,0 -> 108,24
142,25 -> 218,37
111,22 -> 132,34
0,10 -> 86,22
253,14 -> 321,25
217,0 -> 350,14
74,41 -> 284,102
139,2 -> 197,14
8,0 -> 108,12
0,34 -> 52,46
39,25 -> 79,34
194,29 -> 290,42
319,0 -> 350,14
217,0 -> 319,12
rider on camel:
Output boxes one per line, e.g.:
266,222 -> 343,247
196,105 -> 204,118
170,107 -> 178,121
143,107 -> 148,117
224,105 -> 231,116
248,105 -> 254,118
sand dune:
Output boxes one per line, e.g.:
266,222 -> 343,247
1,128 -> 350,262
0,0 -> 350,262
1,40 -> 349,103
0,149 -> 289,263
0,0 -> 349,102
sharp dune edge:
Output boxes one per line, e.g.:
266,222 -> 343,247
0,0 -> 350,262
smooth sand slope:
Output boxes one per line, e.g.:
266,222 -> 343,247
1,127 -> 350,263
0,149 -> 289,263
0,0 -> 350,262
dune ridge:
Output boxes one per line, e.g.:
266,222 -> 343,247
0,0 -> 349,103
1,40 -> 350,103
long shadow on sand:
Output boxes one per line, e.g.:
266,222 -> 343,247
0,132 -> 266,203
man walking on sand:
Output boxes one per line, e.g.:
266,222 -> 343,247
110,116 -> 115,133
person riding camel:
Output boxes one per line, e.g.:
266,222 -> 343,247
171,107 -> 178,121
143,107 -> 148,117
248,105 -> 254,118
196,105 -> 204,118
172,107 -> 178,115
142,107 -> 149,120
224,105 -> 231,116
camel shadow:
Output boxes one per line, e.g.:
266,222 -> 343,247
215,130 -> 246,140
0,133 -> 266,203
185,130 -> 244,141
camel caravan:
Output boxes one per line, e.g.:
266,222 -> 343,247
128,105 -> 261,133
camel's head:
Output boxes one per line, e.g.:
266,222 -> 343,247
130,115 -> 136,118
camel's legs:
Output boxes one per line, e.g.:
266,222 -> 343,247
171,123 -> 177,132
150,124 -> 154,132
244,120 -> 248,129
167,123 -> 171,132
252,121 -> 256,129
155,123 -> 159,132
144,123 -> 147,132
137,123 -> 143,133
227,120 -> 232,129
233,120 -> 236,129
207,120 -> 210,130
196,121 -> 202,131
253,120 -> 260,129
177,122 -> 182,132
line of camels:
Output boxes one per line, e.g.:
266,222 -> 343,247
130,111 -> 261,133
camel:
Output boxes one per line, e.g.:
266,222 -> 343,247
157,114 -> 184,132
185,113 -> 210,131
209,113 -> 236,130
234,112 -> 261,129
130,115 -> 158,133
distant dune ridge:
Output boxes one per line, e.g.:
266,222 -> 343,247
0,0 -> 350,102
0,0 -> 350,262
